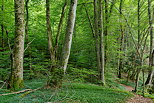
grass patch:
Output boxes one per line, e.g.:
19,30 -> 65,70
0,79 -> 132,103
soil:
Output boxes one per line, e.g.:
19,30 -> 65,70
121,84 -> 154,103
126,95 -> 154,103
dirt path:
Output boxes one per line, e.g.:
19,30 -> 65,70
120,84 -> 134,91
120,84 -> 154,103
126,95 -> 154,103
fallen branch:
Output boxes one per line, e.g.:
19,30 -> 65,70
0,82 -> 6,89
20,87 -> 42,98
0,89 -> 32,96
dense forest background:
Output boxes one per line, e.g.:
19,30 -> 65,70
0,0 -> 154,102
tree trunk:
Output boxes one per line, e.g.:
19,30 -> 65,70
25,0 -> 29,43
54,1 -> 67,57
118,0 -> 124,78
98,0 -> 105,85
1,0 -> 4,48
145,0 -> 153,85
8,0 -> 25,90
46,0 -> 55,64
94,0 -> 101,75
61,0 -> 77,73
104,0 -> 108,66
134,0 -> 141,92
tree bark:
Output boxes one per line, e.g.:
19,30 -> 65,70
145,0 -> 153,85
94,0 -> 101,74
98,0 -> 105,85
104,0 -> 108,66
61,0 -> 78,73
118,0 -> 124,78
55,1 -> 67,57
8,0 -> 25,90
1,0 -> 4,48
46,0 -> 55,64
134,0 -> 141,92
25,0 -> 29,43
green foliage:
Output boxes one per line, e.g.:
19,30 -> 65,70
67,66 -> 98,83
0,49 -> 11,81
46,68 -> 64,87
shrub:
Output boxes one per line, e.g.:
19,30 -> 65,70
67,67 -> 98,83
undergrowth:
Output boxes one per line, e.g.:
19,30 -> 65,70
0,79 -> 132,103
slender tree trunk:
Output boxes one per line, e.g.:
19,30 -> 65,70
134,0 -> 141,92
98,0 -> 105,85
104,0 -> 108,66
46,0 -> 55,64
25,0 -> 33,78
84,4 -> 95,37
8,0 -> 25,90
1,0 -> 4,48
94,0 -> 101,74
142,69 -> 145,96
118,0 -> 124,78
145,0 -> 153,85
61,0 -> 77,73
25,0 -> 29,43
55,1 -> 67,57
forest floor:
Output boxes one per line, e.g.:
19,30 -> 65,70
121,83 -> 154,103
0,79 -> 132,103
0,77 -> 154,103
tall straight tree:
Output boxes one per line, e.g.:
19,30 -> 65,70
134,0 -> 141,92
104,0 -> 108,66
61,0 -> 77,73
118,0 -> 124,78
145,0 -> 153,85
46,0 -> 55,66
94,0 -> 105,85
25,0 -> 29,43
98,0 -> 105,85
9,0 -> 25,90
94,0 -> 101,75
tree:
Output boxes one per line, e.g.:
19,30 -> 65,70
145,0 -> 153,85
118,0 -> 124,78
98,0 -> 105,85
46,0 -> 55,67
104,0 -> 108,66
25,0 -> 29,43
46,0 -> 67,87
1,0 -> 4,48
8,0 -> 25,90
93,0 -> 105,85
61,0 -> 78,73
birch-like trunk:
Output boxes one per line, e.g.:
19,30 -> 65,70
61,0 -> 77,73
9,0 -> 25,90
